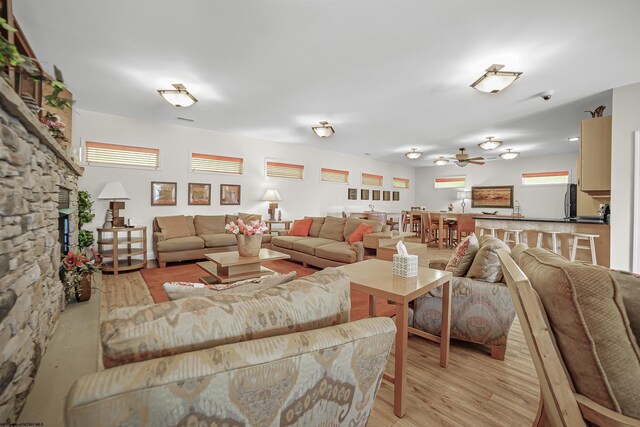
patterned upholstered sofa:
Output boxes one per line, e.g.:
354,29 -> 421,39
65,268 -> 396,426
408,236 -> 523,360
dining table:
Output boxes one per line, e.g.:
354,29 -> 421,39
419,212 -> 459,250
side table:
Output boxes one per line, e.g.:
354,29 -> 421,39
97,227 -> 147,274
264,220 -> 292,235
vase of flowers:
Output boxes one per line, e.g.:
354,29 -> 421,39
61,249 -> 101,302
225,219 -> 268,257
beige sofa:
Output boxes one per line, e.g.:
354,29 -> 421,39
271,216 -> 390,269
65,268 -> 396,426
153,213 -> 272,267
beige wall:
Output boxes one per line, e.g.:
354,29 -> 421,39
610,82 -> 640,271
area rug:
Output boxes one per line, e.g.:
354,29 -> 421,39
140,260 -> 397,320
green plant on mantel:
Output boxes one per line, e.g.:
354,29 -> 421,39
0,17 -> 74,111
78,190 -> 95,250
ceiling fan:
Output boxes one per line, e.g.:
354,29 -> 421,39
448,148 -> 485,167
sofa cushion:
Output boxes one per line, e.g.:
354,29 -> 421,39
315,242 -> 356,264
343,217 -> 384,241
200,233 -> 237,248
289,218 -> 313,237
445,233 -> 479,277
101,268 -> 351,368
610,270 -> 640,345
238,212 -> 261,224
194,215 -> 226,235
224,214 -> 238,233
319,217 -> 347,241
156,236 -> 204,252
156,215 -> 191,240
272,235 -> 307,250
347,222 -> 374,244
305,216 -> 326,237
510,243 -> 529,264
292,238 -> 336,256
466,235 -> 510,282
520,248 -> 640,419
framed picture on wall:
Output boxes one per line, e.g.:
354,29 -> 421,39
360,189 -> 369,200
471,185 -> 514,208
392,191 -> 400,201
151,181 -> 177,206
348,188 -> 357,200
220,184 -> 241,205
188,183 -> 211,205
383,190 -> 390,201
372,190 -> 380,201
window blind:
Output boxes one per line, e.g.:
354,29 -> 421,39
434,176 -> 466,189
191,153 -> 243,174
266,161 -> 304,179
321,168 -> 349,183
362,173 -> 383,186
522,171 -> 569,186
393,177 -> 410,189
85,141 -> 159,169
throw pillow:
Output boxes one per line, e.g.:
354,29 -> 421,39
305,216 -> 326,237
347,222 -> 374,244
445,233 -> 479,277
156,215 -> 191,240
466,235 -> 511,282
238,212 -> 261,224
288,218 -> 313,237
611,269 -> 640,345
318,216 -> 347,241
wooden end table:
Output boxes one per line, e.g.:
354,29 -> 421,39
197,248 -> 290,285
338,259 -> 452,418
264,220 -> 293,235
97,227 -> 147,275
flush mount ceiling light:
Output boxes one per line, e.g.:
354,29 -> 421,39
470,64 -> 523,93
568,137 -> 580,142
158,83 -> 198,107
500,148 -> 520,160
478,136 -> 503,150
434,156 -> 448,166
311,121 -> 335,138
405,148 -> 422,160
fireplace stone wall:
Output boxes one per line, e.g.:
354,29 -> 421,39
0,80 -> 83,422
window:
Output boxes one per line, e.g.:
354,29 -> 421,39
362,173 -> 383,186
321,168 -> 349,184
191,153 -> 243,174
266,161 -> 304,179
522,171 -> 569,186
434,176 -> 466,189
393,177 -> 410,189
85,141 -> 159,169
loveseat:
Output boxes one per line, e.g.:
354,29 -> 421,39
65,268 -> 396,426
153,213 -> 272,267
271,216 -> 390,269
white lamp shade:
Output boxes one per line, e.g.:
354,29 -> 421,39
262,189 -> 282,202
98,181 -> 130,200
473,73 -> 519,93
312,126 -> 334,138
457,190 -> 471,200
159,91 -> 197,107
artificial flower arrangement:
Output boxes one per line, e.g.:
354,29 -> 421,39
225,219 -> 269,235
61,248 -> 101,302
39,111 -> 66,140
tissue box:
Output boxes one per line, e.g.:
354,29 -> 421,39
393,254 -> 418,277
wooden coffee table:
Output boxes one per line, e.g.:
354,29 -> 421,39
197,248 -> 290,285
338,259 -> 452,418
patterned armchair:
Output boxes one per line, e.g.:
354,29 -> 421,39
408,258 -> 516,360
65,269 -> 396,426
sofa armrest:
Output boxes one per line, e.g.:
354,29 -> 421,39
352,241 -> 364,262
153,231 -> 165,243
277,230 -> 289,237
429,258 -> 449,271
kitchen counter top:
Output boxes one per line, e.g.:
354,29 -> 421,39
473,216 -> 608,225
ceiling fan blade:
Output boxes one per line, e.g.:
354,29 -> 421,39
468,156 -> 485,161
469,161 -> 485,165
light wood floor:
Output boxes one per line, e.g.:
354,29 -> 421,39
100,245 -> 540,427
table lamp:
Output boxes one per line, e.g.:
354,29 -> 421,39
262,189 -> 282,221
98,181 -> 130,228
457,189 -> 472,213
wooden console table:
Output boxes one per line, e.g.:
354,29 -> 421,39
97,227 -> 147,274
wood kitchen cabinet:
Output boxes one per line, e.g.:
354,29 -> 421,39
579,116 -> 611,195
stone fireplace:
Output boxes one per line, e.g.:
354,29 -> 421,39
0,80 -> 83,421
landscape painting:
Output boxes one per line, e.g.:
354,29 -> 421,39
471,185 -> 514,208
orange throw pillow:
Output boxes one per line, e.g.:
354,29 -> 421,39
288,218 -> 313,237
348,222 -> 374,244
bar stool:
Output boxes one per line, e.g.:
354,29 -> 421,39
570,233 -> 600,265
479,227 -> 498,237
536,231 -> 561,254
502,229 -> 523,246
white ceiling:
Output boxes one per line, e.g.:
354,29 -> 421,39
14,1 -> 639,166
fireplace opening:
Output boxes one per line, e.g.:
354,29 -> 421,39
58,187 -> 71,255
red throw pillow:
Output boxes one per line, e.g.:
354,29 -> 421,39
288,218 -> 313,237
348,222 -> 374,244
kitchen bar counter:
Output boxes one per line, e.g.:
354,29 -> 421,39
473,216 -> 607,225
475,217 -> 610,267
